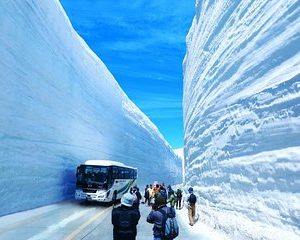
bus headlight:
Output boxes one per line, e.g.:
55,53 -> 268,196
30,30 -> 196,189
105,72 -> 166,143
97,190 -> 105,198
75,190 -> 81,195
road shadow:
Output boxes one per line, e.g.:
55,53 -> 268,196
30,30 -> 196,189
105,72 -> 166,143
77,200 -> 121,208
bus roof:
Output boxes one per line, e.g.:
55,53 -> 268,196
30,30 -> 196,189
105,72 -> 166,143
83,160 -> 136,169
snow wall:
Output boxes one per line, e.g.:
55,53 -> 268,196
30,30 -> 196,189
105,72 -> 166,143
0,0 -> 181,216
183,0 -> 300,239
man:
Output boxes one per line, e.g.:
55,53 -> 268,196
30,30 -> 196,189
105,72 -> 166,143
167,185 -> 173,198
112,193 -> 141,240
187,187 -> 197,226
175,189 -> 182,209
147,194 -> 176,240
131,186 -> 142,209
144,184 -> 149,203
153,184 -> 160,194
149,184 -> 156,206
147,184 -> 153,206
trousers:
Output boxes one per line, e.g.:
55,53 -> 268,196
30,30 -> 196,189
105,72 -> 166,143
188,204 -> 196,225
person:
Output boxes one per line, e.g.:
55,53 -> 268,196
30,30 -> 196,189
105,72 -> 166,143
167,189 -> 176,208
175,189 -> 182,209
167,185 -> 173,198
112,193 -> 141,240
159,184 -> 167,199
153,184 -> 160,194
150,184 -> 157,206
187,187 -> 197,226
143,184 -> 149,204
147,194 -> 176,240
131,186 -> 142,209
148,184 -> 154,206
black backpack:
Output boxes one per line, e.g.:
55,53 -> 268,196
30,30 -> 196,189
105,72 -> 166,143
176,190 -> 182,198
160,188 -> 167,199
188,194 -> 196,204
145,190 -> 150,198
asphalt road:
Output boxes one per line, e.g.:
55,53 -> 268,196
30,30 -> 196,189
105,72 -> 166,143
0,201 -> 201,240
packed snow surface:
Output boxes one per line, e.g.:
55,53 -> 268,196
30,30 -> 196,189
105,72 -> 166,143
183,0 -> 300,239
0,0 -> 181,216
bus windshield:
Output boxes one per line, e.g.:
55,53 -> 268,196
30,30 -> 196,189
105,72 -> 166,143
76,165 -> 109,187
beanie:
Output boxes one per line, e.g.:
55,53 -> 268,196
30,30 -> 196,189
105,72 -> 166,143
121,193 -> 134,207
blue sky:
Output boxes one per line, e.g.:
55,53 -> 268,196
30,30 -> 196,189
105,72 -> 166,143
60,0 -> 195,148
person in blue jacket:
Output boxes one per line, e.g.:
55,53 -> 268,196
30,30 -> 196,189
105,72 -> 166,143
147,194 -> 175,240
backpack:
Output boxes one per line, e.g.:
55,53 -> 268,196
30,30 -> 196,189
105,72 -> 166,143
176,190 -> 182,198
159,188 -> 167,199
145,189 -> 150,198
158,208 -> 179,239
188,194 -> 196,204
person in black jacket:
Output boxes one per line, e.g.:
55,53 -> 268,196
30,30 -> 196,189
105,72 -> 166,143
187,187 -> 197,226
144,184 -> 149,204
112,193 -> 141,240
131,186 -> 142,209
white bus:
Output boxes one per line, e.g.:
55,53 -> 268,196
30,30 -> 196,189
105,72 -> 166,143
75,160 -> 137,202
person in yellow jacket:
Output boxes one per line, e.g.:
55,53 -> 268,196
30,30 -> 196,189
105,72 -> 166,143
147,184 -> 154,206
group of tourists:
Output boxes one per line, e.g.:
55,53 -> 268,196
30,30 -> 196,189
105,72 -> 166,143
143,183 -> 183,210
111,182 -> 198,240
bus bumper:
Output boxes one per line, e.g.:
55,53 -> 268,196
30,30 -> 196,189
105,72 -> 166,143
75,190 -> 111,202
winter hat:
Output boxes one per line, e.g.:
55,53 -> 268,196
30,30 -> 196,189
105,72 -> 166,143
121,193 -> 134,207
188,187 -> 193,193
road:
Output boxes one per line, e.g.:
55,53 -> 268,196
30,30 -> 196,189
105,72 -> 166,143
0,201 -> 203,240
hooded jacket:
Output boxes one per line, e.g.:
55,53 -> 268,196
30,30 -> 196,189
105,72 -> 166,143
146,205 -> 175,237
112,205 -> 140,240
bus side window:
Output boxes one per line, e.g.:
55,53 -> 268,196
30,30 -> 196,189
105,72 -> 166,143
120,168 -> 125,179
129,169 -> 132,179
107,167 -> 113,186
134,169 -> 137,178
112,167 -> 118,179
130,169 -> 134,179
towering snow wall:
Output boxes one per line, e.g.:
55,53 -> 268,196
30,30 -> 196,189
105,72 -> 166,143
183,0 -> 300,239
0,0 -> 181,216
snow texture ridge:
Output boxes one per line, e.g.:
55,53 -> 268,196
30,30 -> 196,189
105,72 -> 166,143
183,0 -> 300,239
0,0 -> 181,216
